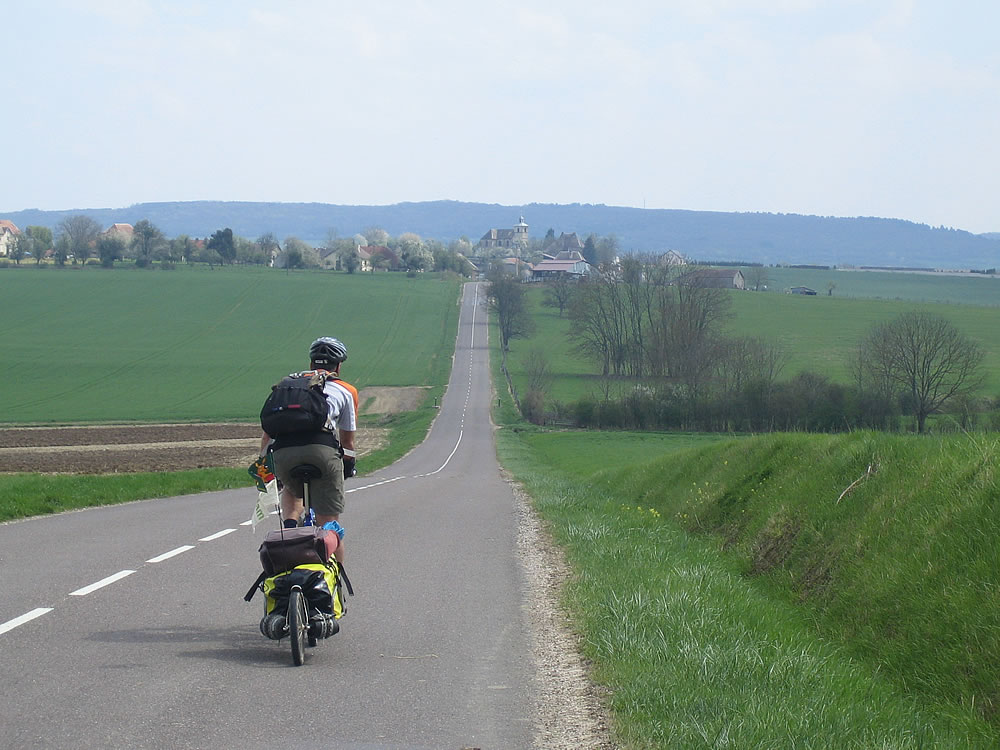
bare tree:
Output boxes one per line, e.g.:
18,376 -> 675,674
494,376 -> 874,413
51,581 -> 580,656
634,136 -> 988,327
856,312 -> 984,432
57,215 -> 101,263
541,274 -> 574,316
487,270 -> 534,355
745,265 -> 769,291
523,347 -> 554,395
568,274 -> 627,377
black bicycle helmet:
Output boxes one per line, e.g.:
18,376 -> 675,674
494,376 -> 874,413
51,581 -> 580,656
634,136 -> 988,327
309,336 -> 348,367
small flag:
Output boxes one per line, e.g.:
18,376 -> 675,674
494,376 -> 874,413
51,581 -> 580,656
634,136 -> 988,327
248,455 -> 275,492
248,454 -> 278,529
252,479 -> 279,529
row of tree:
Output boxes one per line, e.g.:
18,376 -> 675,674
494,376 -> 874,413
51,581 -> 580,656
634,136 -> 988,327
489,255 -> 985,434
5,216 -> 479,276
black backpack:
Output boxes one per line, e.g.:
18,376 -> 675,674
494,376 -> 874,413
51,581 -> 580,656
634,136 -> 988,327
260,372 -> 330,437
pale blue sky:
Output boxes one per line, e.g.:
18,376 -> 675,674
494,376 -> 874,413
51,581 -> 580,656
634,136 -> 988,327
3,1 -> 998,233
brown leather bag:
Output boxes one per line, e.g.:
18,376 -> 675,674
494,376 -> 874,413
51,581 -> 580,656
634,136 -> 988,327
258,527 -> 338,576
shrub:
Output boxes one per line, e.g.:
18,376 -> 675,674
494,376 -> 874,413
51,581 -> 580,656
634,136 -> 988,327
520,389 -> 546,424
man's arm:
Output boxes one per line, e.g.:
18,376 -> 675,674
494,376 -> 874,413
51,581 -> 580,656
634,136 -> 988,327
340,429 -> 356,477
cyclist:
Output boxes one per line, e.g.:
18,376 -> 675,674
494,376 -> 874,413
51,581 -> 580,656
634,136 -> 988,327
259,336 -> 359,563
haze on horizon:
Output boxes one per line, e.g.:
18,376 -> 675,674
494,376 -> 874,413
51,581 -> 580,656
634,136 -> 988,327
2,1 -> 997,235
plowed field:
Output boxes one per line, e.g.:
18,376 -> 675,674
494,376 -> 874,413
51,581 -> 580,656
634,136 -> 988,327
0,386 -> 423,474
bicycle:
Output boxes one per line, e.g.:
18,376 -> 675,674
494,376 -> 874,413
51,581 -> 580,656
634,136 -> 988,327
247,462 -> 351,667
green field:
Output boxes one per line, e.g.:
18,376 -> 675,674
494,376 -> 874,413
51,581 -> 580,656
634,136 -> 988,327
503,278 -> 1000,407
0,266 -> 461,424
728,291 -> 1000,390
755,266 -> 1000,306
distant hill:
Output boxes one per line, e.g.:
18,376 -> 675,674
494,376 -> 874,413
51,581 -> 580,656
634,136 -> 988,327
3,200 -> 999,269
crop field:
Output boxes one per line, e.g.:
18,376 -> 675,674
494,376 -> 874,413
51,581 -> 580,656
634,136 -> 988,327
753,266 -> 1000,305
0,266 -> 462,424
505,278 -> 1000,406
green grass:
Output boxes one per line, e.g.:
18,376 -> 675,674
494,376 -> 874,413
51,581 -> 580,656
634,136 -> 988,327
492,312 -> 1000,747
0,468 -> 249,519
755,266 -> 1000,306
0,265 -> 461,423
496,429 -> 1000,746
728,291 -> 1000,390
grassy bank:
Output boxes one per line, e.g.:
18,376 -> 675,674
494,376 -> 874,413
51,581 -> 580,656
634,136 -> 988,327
492,329 -> 999,746
498,424 -> 1000,746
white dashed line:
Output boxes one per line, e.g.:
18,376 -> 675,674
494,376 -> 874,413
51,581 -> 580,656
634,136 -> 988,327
147,545 -> 195,563
199,528 -> 236,542
0,608 -> 54,635
70,570 -> 136,596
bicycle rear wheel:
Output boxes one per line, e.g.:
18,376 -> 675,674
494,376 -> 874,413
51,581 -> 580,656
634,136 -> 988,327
288,587 -> 308,666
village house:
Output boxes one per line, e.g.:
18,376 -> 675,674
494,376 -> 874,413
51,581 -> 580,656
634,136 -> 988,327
0,220 -> 21,257
531,250 -> 594,280
359,244 -> 401,271
677,268 -> 746,289
659,250 -> 687,267
102,223 -> 134,242
543,231 -> 584,255
479,216 -> 529,250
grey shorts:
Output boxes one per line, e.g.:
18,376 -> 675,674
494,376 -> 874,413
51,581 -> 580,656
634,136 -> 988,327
271,443 -> 345,516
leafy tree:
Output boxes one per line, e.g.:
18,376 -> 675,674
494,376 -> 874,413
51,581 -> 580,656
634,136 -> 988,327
207,228 -> 236,264
397,232 -> 431,271
9,232 -> 27,264
169,235 -> 194,263
256,232 -> 280,266
276,237 -> 318,269
97,235 -> 125,268
196,244 -> 223,266
855,312 -> 985,432
596,234 -> 619,266
131,219 -> 167,265
53,234 -> 71,266
340,246 -> 360,273
26,226 -> 54,262
363,226 -> 390,246
582,234 -> 598,265
57,216 -> 101,264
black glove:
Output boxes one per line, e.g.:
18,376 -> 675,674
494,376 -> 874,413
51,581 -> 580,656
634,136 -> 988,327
343,456 -> 356,478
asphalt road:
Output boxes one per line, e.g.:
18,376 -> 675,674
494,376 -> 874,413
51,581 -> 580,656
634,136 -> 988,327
0,282 -> 537,750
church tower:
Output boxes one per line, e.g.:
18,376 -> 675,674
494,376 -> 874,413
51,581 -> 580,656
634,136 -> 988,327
514,215 -> 529,247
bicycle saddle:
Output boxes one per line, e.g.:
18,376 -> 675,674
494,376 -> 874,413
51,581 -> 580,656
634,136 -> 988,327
289,463 -> 323,482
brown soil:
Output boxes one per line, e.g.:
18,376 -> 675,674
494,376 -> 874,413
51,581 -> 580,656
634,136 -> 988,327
0,386 -> 411,474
